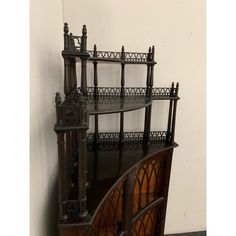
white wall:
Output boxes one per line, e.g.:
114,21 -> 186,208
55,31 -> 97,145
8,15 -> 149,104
30,0 -> 63,235
63,0 -> 206,234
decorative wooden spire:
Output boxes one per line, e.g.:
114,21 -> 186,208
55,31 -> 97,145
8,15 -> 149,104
55,92 -> 61,105
64,22 -> 69,34
63,23 -> 69,50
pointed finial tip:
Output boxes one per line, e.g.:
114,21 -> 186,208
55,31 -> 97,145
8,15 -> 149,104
64,22 -> 69,33
148,47 -> 151,52
55,92 -> 61,104
82,24 -> 87,34
176,82 -> 179,87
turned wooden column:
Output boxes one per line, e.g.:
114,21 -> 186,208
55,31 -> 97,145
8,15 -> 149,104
80,25 -> 89,95
55,93 -> 67,220
77,96 -> 89,218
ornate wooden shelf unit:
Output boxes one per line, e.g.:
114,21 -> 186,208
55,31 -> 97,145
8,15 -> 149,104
54,23 -> 180,236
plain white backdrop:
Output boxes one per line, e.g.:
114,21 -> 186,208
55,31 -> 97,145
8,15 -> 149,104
0,0 -> 236,236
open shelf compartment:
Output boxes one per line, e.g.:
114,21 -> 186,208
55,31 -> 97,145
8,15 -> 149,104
60,130 -> 177,222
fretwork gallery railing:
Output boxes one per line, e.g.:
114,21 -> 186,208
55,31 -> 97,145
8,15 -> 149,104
88,50 -> 150,63
87,87 -> 179,99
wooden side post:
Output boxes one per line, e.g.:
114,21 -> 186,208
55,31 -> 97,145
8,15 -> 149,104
170,83 -> 179,143
93,44 -> 99,144
55,93 -> 67,220
80,25 -> 88,95
166,82 -> 174,144
77,96 -> 89,218
120,46 -> 125,144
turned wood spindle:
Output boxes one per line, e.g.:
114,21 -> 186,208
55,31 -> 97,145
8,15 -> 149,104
166,82 -> 175,144
80,25 -> 88,96
63,22 -> 69,50
170,82 -> 179,143
77,96 -> 89,218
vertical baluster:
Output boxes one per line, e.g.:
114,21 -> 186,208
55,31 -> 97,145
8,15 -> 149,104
93,44 -> 99,144
77,96 -> 88,218
71,130 -> 78,169
63,26 -> 72,96
65,33 -> 76,95
56,132 -> 67,220
121,46 -> 125,97
166,82 -> 174,144
70,58 -> 77,91
120,112 -> 124,144
94,115 -> 99,144
66,42 -> 74,167
143,105 -> 152,145
66,130 -> 73,189
149,46 -> 155,97
146,47 -> 151,97
93,44 -> 98,98
170,83 -> 179,143
144,47 -> 154,144
55,92 -> 63,125
63,22 -> 69,50
80,25 -> 88,95
120,46 -> 125,144
120,47 -> 125,141
55,93 -> 67,220
64,57 -> 71,97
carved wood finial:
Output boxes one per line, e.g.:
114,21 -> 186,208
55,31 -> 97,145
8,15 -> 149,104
121,46 -> 125,60
64,22 -> 69,34
81,25 -> 88,52
148,47 -> 151,54
151,46 -> 155,60
55,92 -> 61,105
147,47 -> 151,61
78,95 -> 85,106
82,25 -> 87,36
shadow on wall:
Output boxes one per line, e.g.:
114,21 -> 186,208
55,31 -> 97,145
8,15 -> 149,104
43,176 -> 58,236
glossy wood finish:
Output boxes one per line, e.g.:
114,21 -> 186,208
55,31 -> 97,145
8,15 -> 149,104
58,147 -> 176,236
87,97 -> 152,115
55,23 -> 180,236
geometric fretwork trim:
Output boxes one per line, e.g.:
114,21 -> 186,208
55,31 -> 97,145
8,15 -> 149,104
88,50 -> 149,63
87,87 -> 178,100
87,131 -> 168,151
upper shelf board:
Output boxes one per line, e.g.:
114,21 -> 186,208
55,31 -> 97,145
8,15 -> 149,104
54,86 -> 179,131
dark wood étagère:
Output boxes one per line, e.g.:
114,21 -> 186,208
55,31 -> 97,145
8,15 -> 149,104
54,23 -> 180,236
